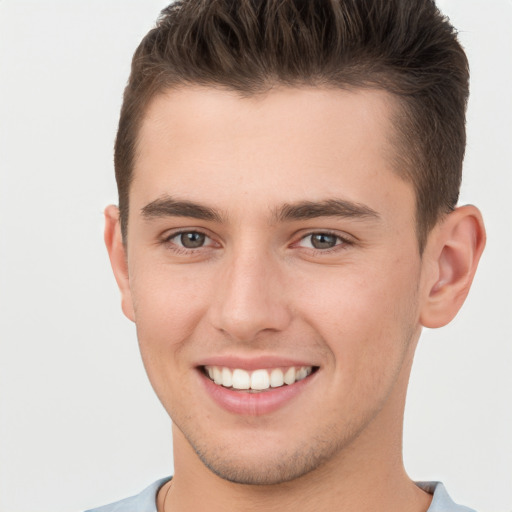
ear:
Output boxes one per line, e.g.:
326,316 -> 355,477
420,205 -> 486,328
104,205 -> 135,322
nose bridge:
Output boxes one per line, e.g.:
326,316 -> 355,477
209,241 -> 291,341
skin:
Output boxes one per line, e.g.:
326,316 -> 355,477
105,86 -> 485,512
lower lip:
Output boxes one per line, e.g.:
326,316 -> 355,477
199,370 -> 317,416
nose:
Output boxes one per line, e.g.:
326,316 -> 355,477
208,246 -> 292,342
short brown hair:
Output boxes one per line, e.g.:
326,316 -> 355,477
115,0 -> 469,251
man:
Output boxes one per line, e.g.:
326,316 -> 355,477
91,0 -> 486,510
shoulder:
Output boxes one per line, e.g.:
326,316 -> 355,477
418,482 -> 477,512
85,478 -> 475,512
84,477 -> 172,512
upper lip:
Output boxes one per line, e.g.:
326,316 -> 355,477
196,355 -> 319,371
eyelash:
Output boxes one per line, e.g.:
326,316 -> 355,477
160,230 -> 353,255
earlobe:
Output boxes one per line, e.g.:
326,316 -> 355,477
104,205 -> 135,322
420,205 -> 486,328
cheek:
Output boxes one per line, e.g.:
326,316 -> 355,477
294,258 -> 420,375
128,266 -> 215,413
132,262 -> 210,326
128,264 -> 213,377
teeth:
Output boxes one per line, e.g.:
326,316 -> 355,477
232,369 -> 250,390
283,367 -> 296,385
270,368 -> 284,388
296,367 -> 308,381
205,365 -> 313,391
213,367 -> 222,385
221,367 -> 232,388
251,369 -> 270,390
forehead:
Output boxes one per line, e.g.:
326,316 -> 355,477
132,86 -> 413,223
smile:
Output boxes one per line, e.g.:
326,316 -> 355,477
204,365 -> 314,392
199,360 -> 320,415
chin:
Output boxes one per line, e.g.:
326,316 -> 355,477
196,446 -> 331,485
178,420 -> 351,486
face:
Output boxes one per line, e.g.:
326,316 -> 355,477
118,86 -> 429,484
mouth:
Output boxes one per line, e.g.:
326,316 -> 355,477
197,357 -> 320,415
202,365 -> 318,393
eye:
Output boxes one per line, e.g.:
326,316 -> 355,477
299,232 -> 344,250
167,231 -> 210,249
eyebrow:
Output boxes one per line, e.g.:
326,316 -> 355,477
274,199 -> 380,222
140,195 -> 380,224
141,196 -> 224,222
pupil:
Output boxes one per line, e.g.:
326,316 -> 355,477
311,233 -> 337,249
181,232 -> 205,248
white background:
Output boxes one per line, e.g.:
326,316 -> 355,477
0,1 -> 510,511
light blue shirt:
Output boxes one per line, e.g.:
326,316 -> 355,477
85,478 -> 477,512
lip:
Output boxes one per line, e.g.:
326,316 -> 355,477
197,361 -> 318,416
